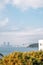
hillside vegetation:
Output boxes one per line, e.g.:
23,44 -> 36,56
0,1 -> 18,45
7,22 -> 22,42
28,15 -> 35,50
28,43 -> 38,48
0,51 -> 43,65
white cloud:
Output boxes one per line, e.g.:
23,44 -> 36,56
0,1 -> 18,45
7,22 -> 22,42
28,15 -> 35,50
0,18 -> 9,27
0,0 -> 10,9
0,0 -> 43,11
10,0 -> 43,11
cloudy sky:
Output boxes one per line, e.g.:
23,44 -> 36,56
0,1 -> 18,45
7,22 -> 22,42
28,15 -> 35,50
0,0 -> 43,46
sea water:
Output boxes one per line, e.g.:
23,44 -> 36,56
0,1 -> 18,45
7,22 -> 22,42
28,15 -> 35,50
0,47 -> 38,55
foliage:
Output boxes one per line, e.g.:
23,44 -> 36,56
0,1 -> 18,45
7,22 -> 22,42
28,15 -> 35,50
0,51 -> 43,65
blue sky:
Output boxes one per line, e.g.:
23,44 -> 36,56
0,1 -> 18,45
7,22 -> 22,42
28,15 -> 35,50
0,0 -> 43,46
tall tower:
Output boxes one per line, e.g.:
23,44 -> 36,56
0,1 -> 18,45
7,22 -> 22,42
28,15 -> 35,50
3,42 -> 6,46
7,42 -> 10,46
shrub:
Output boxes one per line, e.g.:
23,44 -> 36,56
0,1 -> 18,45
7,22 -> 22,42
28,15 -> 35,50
0,51 -> 43,65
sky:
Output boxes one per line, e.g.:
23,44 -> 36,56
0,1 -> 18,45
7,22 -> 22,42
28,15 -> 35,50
0,0 -> 43,46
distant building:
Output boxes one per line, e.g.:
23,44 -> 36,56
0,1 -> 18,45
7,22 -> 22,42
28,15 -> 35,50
38,40 -> 43,51
7,42 -> 10,46
1,42 -> 11,48
3,42 -> 6,46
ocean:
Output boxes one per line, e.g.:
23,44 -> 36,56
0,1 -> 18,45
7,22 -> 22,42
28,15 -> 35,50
0,47 -> 38,55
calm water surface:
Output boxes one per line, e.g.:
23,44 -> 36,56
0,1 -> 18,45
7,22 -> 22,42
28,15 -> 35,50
0,47 -> 38,55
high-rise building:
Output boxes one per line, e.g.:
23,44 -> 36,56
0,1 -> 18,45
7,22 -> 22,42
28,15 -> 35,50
7,42 -> 10,46
3,42 -> 6,46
